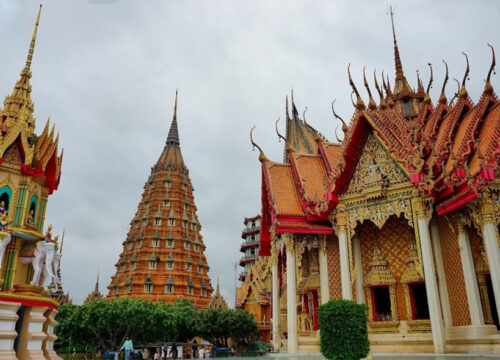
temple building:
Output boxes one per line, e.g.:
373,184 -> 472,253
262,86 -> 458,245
0,5 -> 64,359
236,256 -> 272,344
250,12 -> 500,355
239,215 -> 261,282
208,278 -> 228,309
107,92 -> 213,307
84,273 -> 104,304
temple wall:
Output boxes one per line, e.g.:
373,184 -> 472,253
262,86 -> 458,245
326,237 -> 341,300
437,217 -> 471,326
358,215 -> 412,321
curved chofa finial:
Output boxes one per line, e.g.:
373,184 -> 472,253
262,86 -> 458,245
331,99 -> 349,135
374,70 -> 386,108
450,78 -> 460,104
334,125 -> 342,143
485,43 -> 496,94
425,63 -> 433,103
439,60 -> 449,104
250,126 -> 270,163
302,107 -> 309,126
363,67 -> 377,109
348,64 -> 365,110
459,52 -> 470,98
275,118 -> 287,143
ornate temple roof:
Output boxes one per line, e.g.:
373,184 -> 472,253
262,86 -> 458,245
84,272 -> 104,304
254,12 -> 499,255
0,4 -> 63,194
208,277 -> 228,309
107,92 -> 213,306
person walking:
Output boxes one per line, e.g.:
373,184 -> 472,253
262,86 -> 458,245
121,337 -> 134,360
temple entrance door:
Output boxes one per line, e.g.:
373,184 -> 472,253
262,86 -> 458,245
409,282 -> 430,320
311,290 -> 319,330
486,275 -> 499,329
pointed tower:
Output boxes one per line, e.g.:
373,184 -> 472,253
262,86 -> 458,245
84,272 -> 103,304
107,92 -> 213,307
208,277 -> 228,309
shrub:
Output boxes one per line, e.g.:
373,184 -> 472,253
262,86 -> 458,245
318,299 -> 369,360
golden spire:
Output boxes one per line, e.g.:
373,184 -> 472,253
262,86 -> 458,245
363,67 -> 377,110
439,60 -> 449,104
459,52 -> 470,98
23,4 -> 43,76
388,6 -> 405,85
485,44 -> 496,95
348,64 -> 365,110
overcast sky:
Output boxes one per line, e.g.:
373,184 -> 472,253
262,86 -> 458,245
0,0 -> 498,305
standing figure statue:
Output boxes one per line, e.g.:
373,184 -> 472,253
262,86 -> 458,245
0,233 -> 12,271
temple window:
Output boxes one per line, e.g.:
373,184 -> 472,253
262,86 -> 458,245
201,288 -> 206,297
403,100 -> 412,114
167,239 -> 173,248
149,261 -> 157,269
165,284 -> 173,294
188,286 -> 194,295
134,222 -> 139,229
121,264 -> 125,272
165,180 -> 171,188
143,219 -> 147,226
131,262 -> 136,270
164,200 -> 169,206
409,283 -> 430,320
155,219 -> 161,226
198,265 -> 203,273
167,261 -> 174,270
125,285 -> 131,294
26,195 -> 37,226
186,263 -> 192,272
182,220 -> 188,228
0,187 -> 11,214
184,241 -> 190,250
182,184 -> 187,191
128,242 -> 133,250
153,239 -> 160,247
169,219 -> 174,226
191,223 -> 196,231
145,284 -> 153,293
113,286 -> 118,295
194,244 -> 199,252
251,221 -> 256,228
372,286 -> 392,321
136,240 -> 142,248
184,204 -> 189,211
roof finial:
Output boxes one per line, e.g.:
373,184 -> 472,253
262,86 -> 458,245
334,126 -> 342,143
485,44 -> 496,94
23,4 -> 42,75
94,270 -> 100,293
285,96 -> 290,120
374,70 -> 386,108
459,52 -> 470,98
385,74 -> 395,107
302,107 -> 309,126
425,63 -> 433,103
388,6 -> 404,83
216,276 -> 221,295
348,64 -> 365,110
250,126 -> 270,163
363,67 -> 377,109
439,60 -> 449,104
275,118 -> 287,143
166,90 -> 180,146
331,99 -> 348,134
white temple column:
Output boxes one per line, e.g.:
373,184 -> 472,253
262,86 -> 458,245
482,217 -> 500,325
416,203 -> 446,353
0,301 -> 20,360
285,239 -> 297,354
430,220 -> 453,329
338,227 -> 352,300
457,224 -> 484,325
271,249 -> 280,351
353,235 -> 365,304
319,238 -> 330,304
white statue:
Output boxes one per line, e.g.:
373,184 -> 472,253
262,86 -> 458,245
20,240 -> 61,291
0,233 -> 12,270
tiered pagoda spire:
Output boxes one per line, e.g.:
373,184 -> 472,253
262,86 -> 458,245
107,93 -> 213,306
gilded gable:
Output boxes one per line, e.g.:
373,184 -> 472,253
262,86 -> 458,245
345,134 -> 409,196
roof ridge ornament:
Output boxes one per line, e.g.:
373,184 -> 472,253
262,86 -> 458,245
348,64 -> 365,110
388,6 -> 405,83
459,52 -> 470,98
250,126 -> 270,163
439,60 -> 449,104
331,99 -> 348,135
166,90 -> 180,146
425,63 -> 433,103
485,43 -> 496,95
363,67 -> 377,110
374,70 -> 387,108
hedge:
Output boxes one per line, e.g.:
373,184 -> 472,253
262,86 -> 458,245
318,299 -> 370,360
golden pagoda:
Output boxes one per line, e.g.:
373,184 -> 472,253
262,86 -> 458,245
0,4 -> 64,359
207,277 -> 228,309
107,92 -> 213,307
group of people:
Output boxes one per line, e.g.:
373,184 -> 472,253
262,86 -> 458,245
110,338 -> 212,360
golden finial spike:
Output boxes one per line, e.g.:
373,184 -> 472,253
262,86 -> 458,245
363,67 -> 377,109
459,52 -> 470,98
275,118 -> 287,143
388,6 -> 405,82
374,70 -> 386,108
485,44 -> 496,94
25,4 -> 42,72
250,126 -> 270,163
348,64 -> 365,110
174,89 -> 178,119
425,63 -> 433,101
439,60 -> 449,104
331,99 -> 348,134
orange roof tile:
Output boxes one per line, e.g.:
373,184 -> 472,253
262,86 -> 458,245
469,102 -> 500,175
323,143 -> 342,172
292,153 -> 328,202
265,163 -> 304,216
